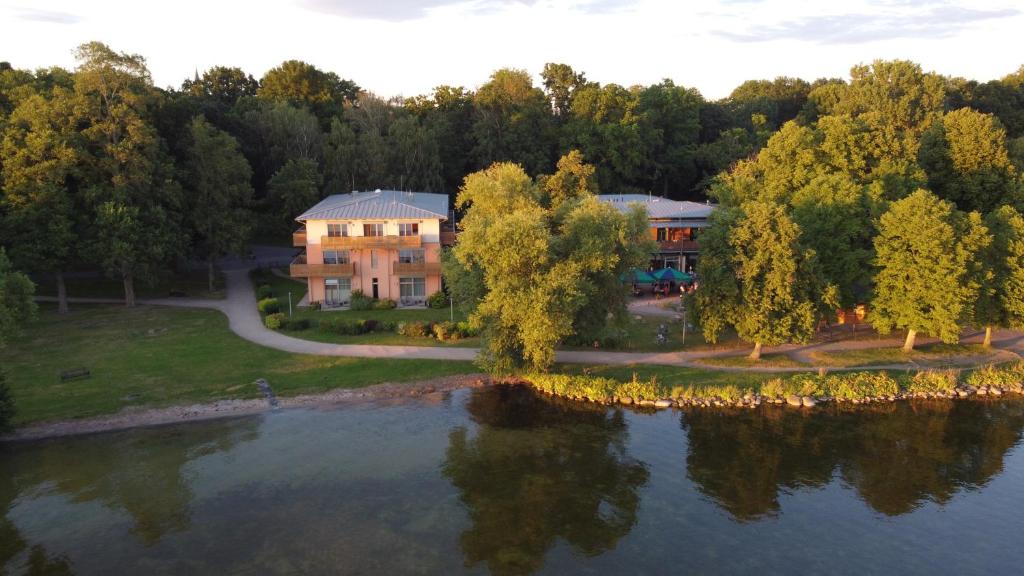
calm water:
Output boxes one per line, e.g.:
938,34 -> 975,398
3,386 -> 1024,575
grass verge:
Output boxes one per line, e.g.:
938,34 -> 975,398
0,304 -> 477,426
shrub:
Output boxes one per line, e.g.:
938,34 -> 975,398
760,378 -> 786,398
377,320 -> 397,333
257,297 -> 280,314
433,321 -> 458,341
617,373 -> 660,401
527,373 -> 618,401
399,321 -> 430,338
319,317 -> 367,335
256,284 -> 274,300
456,321 -> 479,338
821,371 -> 900,400
0,371 -> 14,433
427,291 -> 448,309
350,290 -> 373,311
965,363 -> 1023,389
264,312 -> 285,330
281,318 -> 311,331
374,298 -> 397,310
907,369 -> 958,394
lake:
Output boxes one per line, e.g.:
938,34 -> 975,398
2,384 -> 1023,575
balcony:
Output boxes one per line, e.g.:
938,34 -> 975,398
392,261 -> 443,275
440,230 -> 458,246
321,235 -> 422,249
293,228 -> 307,247
290,255 -> 356,278
657,240 -> 699,253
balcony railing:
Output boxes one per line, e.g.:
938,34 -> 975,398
440,230 -> 458,246
392,261 -> 442,275
290,255 -> 356,278
321,235 -> 422,249
293,228 -> 307,247
657,240 -> 699,253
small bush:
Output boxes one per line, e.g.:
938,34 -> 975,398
256,284 -> 274,300
760,378 -> 786,398
617,373 -> 660,401
427,291 -> 448,309
0,371 -> 15,433
257,297 -> 281,314
264,312 -> 285,330
350,290 -> 373,311
377,320 -> 397,333
281,318 -> 311,331
907,369 -> 958,394
374,298 -> 397,310
319,317 -> 368,335
432,321 -> 458,341
965,363 -> 1023,389
456,321 -> 479,338
821,371 -> 900,400
398,321 -> 430,338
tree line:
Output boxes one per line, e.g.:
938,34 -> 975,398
695,61 -> 1024,359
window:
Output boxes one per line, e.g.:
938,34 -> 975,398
398,223 -> 419,236
656,228 -> 668,241
327,223 -> 348,237
400,277 -> 426,298
324,277 -> 351,307
363,223 -> 383,237
323,250 -> 350,264
398,249 -> 425,264
370,250 -> 378,269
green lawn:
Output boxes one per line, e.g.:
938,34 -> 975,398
34,269 -> 227,300
806,343 -> 996,368
0,304 -> 478,426
694,352 -> 810,369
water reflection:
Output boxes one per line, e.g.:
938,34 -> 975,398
0,418 -> 259,574
682,400 -> 1024,520
443,385 -> 649,576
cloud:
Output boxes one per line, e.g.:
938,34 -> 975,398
712,2 -> 1020,44
297,0 -> 635,22
15,8 -> 82,24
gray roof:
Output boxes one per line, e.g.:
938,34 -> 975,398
597,194 -> 715,220
296,190 -> 449,221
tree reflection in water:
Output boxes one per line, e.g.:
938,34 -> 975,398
682,399 -> 1024,521
443,384 -> 649,576
0,417 -> 259,574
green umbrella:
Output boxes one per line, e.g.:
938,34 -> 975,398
652,267 -> 690,282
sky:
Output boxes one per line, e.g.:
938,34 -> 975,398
1,0 -> 1022,100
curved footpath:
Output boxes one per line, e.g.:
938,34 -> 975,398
38,267 -> 1024,373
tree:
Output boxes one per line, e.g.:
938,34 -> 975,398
698,199 -> 834,359
183,116 -> 254,291
0,249 -> 34,432
267,158 -> 320,234
472,69 -> 556,176
541,63 -> 587,117
322,117 -> 359,193
919,107 -> 1021,213
452,153 -> 650,372
73,42 -> 183,307
0,90 -> 80,313
871,190 -> 990,351
181,66 -> 258,104
257,60 -> 359,124
973,206 -> 1024,346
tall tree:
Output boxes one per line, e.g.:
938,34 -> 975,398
697,199 -> 835,359
472,68 -> 556,176
183,116 -> 254,291
541,63 -> 587,117
919,107 -> 1021,213
0,90 -> 80,313
973,206 -> 1024,346
452,152 -> 650,372
0,248 -> 35,348
181,66 -> 258,104
73,42 -> 183,306
871,190 -> 989,351
267,158 -> 320,234
257,60 -> 359,124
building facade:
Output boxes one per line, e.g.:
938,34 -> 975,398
290,190 -> 450,308
598,194 -> 715,272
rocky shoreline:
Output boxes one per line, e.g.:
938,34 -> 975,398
533,382 -> 1024,409
2,373 -> 492,442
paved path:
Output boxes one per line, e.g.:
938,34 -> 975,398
37,268 -> 1024,372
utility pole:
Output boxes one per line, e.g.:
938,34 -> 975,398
288,291 -> 293,317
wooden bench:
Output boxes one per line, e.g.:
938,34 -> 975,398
60,368 -> 90,382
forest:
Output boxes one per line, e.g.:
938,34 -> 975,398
2,42 -> 1024,366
